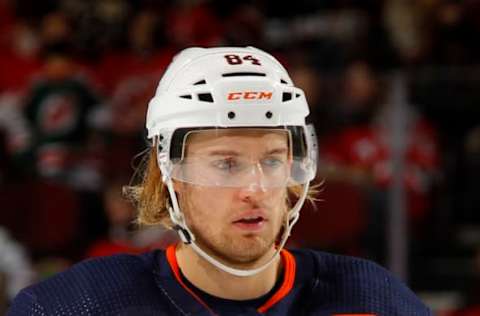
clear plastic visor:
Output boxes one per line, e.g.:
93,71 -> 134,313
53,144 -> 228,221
169,128 -> 314,188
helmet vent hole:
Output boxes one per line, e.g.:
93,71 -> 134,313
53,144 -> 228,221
179,94 -> 192,99
193,79 -> 206,85
265,111 -> 273,119
280,79 -> 288,84
197,93 -> 214,103
295,93 -> 301,98
227,111 -> 236,119
282,92 -> 292,102
222,72 -> 266,77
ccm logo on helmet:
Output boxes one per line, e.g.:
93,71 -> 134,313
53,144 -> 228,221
227,91 -> 273,101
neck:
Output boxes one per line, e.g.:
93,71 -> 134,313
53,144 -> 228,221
175,243 -> 282,300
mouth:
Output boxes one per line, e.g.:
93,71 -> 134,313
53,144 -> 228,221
232,212 -> 268,232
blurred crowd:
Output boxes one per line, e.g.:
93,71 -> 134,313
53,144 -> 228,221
0,0 -> 480,314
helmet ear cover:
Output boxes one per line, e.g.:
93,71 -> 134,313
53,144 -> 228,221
166,126 -> 308,162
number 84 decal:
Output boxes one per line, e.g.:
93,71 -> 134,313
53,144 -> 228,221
224,54 -> 261,65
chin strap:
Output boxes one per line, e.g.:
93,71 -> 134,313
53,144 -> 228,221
162,166 -> 309,277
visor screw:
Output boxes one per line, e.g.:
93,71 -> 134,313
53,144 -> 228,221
265,111 -> 273,119
228,111 -> 236,119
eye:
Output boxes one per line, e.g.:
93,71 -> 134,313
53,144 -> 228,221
211,158 -> 240,172
262,157 -> 284,168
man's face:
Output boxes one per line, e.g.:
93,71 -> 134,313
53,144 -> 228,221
174,129 -> 289,266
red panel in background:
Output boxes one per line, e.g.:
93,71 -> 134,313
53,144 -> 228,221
0,180 -> 80,255
289,180 -> 367,255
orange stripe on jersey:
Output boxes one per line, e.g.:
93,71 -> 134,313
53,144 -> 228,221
166,245 -> 296,315
165,245 -> 218,316
257,249 -> 296,313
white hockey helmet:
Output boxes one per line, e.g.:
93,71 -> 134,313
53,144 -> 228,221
147,47 -> 309,133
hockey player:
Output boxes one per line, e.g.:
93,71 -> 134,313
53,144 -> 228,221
8,47 -> 432,315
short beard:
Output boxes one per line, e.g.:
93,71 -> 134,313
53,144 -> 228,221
177,184 -> 285,268
190,223 -> 277,268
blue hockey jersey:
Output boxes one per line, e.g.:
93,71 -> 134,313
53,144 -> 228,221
8,245 -> 432,315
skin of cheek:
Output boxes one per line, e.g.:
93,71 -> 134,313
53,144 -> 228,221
177,182 -> 288,265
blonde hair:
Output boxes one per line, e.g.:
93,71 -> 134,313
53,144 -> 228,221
124,146 -> 320,229
124,147 -> 172,228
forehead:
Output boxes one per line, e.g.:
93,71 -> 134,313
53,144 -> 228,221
185,129 -> 289,155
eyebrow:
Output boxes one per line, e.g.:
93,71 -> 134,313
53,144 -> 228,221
207,147 -> 288,156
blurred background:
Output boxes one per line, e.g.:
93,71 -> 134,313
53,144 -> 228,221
0,0 -> 479,314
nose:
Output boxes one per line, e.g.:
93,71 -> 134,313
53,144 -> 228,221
236,163 -> 268,200
237,183 -> 267,203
